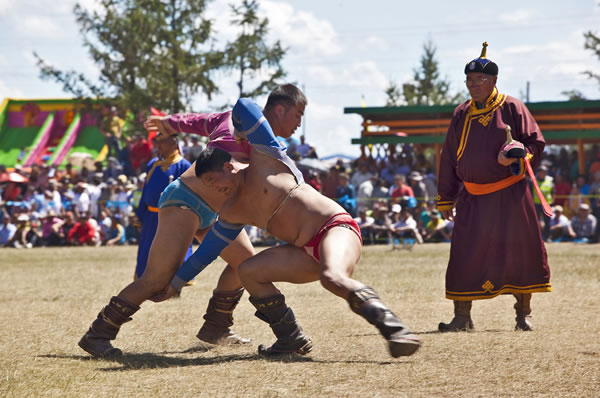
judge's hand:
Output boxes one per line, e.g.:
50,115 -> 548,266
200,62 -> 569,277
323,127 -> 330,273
143,116 -> 169,135
441,208 -> 454,222
497,151 -> 518,166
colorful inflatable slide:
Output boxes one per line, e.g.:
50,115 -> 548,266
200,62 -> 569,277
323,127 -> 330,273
0,98 -> 107,169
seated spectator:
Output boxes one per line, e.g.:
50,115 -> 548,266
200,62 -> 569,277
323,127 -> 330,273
67,213 -> 98,246
354,207 -> 375,244
370,204 -> 393,244
548,205 -> 572,242
335,173 -> 357,217
569,203 -> 597,243
40,210 -> 63,247
0,212 -> 17,247
10,214 -> 38,249
408,171 -> 428,203
390,205 -> 423,244
105,214 -> 126,246
390,174 -> 414,199
423,210 -> 452,243
351,161 -> 374,188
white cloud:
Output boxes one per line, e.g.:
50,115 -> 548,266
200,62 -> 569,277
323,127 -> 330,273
19,16 -> 65,38
499,9 -> 534,24
0,79 -> 25,98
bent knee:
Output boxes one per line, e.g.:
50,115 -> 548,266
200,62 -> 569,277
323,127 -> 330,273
137,274 -> 170,295
319,268 -> 351,291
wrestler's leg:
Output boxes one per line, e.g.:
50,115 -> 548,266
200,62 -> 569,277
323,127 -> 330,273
317,226 -> 363,298
319,226 -> 421,357
79,207 -> 197,358
119,207 -> 198,305
238,245 -> 317,356
196,229 -> 255,345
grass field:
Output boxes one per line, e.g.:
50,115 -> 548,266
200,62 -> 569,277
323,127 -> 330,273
1,243 -> 599,397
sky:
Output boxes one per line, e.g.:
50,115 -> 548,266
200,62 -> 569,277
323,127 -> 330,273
1,0 -> 600,157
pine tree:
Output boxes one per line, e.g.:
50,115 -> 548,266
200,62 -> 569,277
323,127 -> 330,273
223,0 -> 286,100
584,29 -> 600,88
385,40 -> 465,107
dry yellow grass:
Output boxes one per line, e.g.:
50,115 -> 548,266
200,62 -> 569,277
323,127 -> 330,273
0,243 -> 598,397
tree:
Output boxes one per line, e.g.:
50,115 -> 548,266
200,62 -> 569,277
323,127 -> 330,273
584,29 -> 600,88
561,89 -> 587,101
222,0 -> 286,99
384,81 -> 402,107
385,40 -> 465,107
34,0 -> 224,120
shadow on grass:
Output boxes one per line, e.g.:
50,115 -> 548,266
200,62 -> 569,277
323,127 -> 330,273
38,349 -> 410,369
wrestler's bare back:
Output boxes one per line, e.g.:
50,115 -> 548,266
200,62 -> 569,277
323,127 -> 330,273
219,148 -> 345,247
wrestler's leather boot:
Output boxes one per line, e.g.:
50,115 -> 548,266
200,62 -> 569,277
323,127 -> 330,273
249,294 -> 312,356
438,300 -> 474,332
196,288 -> 251,345
514,293 -> 533,331
78,296 -> 140,358
348,286 -> 421,357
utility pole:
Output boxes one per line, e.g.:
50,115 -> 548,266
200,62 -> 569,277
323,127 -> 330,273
526,81 -> 530,103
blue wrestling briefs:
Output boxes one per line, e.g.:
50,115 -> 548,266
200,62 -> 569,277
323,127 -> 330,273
158,178 -> 218,229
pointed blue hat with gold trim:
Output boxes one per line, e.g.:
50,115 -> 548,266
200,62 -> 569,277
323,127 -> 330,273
464,42 -> 498,75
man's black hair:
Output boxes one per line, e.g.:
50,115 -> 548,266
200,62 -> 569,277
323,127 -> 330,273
264,83 -> 307,111
194,147 -> 232,177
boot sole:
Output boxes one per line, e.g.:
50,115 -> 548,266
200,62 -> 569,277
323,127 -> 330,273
78,337 -> 122,359
388,335 -> 421,357
257,339 -> 313,357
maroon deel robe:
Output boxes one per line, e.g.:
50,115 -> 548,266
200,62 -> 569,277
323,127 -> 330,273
437,88 -> 551,300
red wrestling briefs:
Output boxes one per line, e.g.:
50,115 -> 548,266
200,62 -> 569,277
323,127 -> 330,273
303,213 -> 363,262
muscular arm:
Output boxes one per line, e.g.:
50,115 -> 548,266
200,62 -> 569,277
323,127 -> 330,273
170,219 -> 244,291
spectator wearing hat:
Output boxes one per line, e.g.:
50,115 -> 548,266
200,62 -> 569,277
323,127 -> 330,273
534,165 -> 554,241
408,171 -> 428,203
436,42 -> 550,333
569,203 -> 597,243
72,182 -> 91,218
423,210 -> 451,243
354,207 -> 375,245
390,204 -> 423,244
11,214 -> 36,249
548,205 -> 572,242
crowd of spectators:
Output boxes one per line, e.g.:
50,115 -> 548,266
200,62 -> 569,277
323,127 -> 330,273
1,133 -> 599,249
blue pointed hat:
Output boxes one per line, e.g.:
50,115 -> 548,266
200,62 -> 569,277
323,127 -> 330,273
464,42 -> 498,76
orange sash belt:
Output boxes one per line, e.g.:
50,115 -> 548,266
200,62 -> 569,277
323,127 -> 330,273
463,174 -> 525,196
147,206 -> 159,213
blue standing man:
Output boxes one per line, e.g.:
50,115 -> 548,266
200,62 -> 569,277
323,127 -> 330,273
135,133 -> 192,278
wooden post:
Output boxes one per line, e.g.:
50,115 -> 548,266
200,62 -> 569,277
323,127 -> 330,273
578,139 -> 584,176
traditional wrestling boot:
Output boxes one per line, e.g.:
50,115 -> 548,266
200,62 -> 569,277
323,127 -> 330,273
514,293 -> 534,331
348,286 -> 421,357
196,288 -> 251,345
78,296 -> 140,358
249,294 -> 312,356
438,300 -> 474,332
